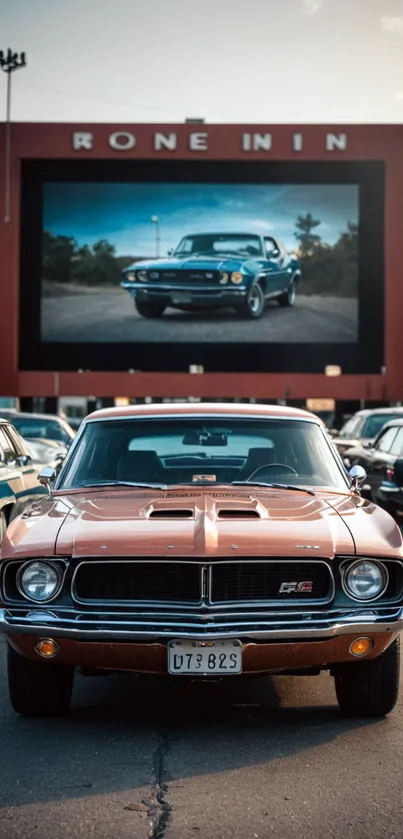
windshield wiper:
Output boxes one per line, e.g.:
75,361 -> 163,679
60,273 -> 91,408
80,480 -> 168,489
232,481 -> 315,496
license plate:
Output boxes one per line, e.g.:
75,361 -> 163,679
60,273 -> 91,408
171,292 -> 192,304
168,639 -> 242,675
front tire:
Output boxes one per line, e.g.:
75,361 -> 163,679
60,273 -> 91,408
7,644 -> 74,717
334,637 -> 400,717
135,299 -> 166,318
278,279 -> 296,308
236,283 -> 265,319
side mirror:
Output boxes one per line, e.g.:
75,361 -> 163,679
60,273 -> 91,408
16,454 -> 31,467
329,429 -> 338,438
349,464 -> 367,493
167,249 -> 173,256
38,465 -> 56,497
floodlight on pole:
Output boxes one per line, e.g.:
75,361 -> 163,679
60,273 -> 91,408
0,48 -> 27,223
151,215 -> 160,258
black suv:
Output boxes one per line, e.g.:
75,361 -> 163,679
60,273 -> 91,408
343,418 -> 403,518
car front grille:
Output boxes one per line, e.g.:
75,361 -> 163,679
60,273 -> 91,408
73,559 -> 332,606
151,270 -> 221,286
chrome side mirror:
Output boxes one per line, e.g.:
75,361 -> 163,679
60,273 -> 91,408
38,465 -> 56,497
349,464 -> 367,493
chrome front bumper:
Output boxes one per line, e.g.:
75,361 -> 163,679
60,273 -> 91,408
1,607 -> 402,642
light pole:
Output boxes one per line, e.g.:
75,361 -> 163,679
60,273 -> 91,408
151,214 -> 160,258
0,48 -> 27,223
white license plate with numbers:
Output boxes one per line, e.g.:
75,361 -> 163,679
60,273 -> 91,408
168,639 -> 242,675
171,292 -> 192,304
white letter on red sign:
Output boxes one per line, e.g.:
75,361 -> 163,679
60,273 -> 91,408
189,132 -> 208,151
293,133 -> 303,152
326,133 -> 347,151
109,132 -> 136,151
154,133 -> 177,151
73,132 -> 94,150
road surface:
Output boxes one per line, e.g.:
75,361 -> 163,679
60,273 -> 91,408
0,635 -> 402,839
41,288 -> 358,343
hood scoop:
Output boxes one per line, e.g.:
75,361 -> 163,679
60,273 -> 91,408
148,509 -> 194,519
217,509 -> 261,519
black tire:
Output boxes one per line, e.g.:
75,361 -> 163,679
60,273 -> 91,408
278,279 -> 296,308
334,637 -> 400,717
7,643 -> 74,717
236,283 -> 265,319
0,510 -> 6,545
135,299 -> 166,318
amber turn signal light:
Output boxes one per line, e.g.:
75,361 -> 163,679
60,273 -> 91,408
35,638 -> 59,658
349,637 -> 373,657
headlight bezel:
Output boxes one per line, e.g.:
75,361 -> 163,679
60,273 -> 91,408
137,270 -> 148,282
126,271 -> 136,282
341,558 -> 389,602
16,560 -> 63,604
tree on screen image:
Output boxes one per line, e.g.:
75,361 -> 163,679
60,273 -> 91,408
295,214 -> 358,297
42,232 -> 131,293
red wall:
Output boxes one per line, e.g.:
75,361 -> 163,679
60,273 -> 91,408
0,122 -> 401,400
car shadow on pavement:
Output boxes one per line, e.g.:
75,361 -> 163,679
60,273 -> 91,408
0,670 -> 381,809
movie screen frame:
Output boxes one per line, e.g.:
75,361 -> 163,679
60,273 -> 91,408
19,158 -> 385,373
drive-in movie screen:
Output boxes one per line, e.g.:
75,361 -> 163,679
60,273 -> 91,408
40,180 -> 359,345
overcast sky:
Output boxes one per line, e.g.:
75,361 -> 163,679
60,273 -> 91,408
1,0 -> 403,123
43,182 -> 358,255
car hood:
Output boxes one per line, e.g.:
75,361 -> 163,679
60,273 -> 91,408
125,256 -> 250,273
3,488 -> 401,560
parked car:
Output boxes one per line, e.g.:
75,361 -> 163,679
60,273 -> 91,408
0,419 -> 46,544
0,410 -> 76,448
343,418 -> 403,518
24,438 -> 68,471
121,232 -> 301,320
331,407 -> 403,456
1,403 -> 403,719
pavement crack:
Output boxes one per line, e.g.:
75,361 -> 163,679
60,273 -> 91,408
147,731 -> 172,839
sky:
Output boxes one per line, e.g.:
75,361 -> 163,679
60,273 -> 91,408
1,0 -> 403,123
43,182 -> 358,255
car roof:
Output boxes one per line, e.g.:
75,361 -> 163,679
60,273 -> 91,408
84,403 -> 322,423
353,407 -> 403,417
0,410 -> 64,422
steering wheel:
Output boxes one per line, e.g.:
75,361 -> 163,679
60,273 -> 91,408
248,463 -> 298,480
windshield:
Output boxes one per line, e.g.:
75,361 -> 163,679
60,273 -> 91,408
362,414 -> 403,440
10,416 -> 73,445
174,234 -> 263,258
58,418 -> 348,491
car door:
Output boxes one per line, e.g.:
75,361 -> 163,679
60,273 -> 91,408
364,426 -> 399,498
262,237 -> 289,295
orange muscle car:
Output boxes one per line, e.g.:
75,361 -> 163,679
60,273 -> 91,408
1,403 -> 402,718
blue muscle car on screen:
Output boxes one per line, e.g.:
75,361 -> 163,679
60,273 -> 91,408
121,233 -> 301,320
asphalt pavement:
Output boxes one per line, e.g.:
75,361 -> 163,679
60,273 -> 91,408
41,289 -> 358,343
1,635 -> 403,839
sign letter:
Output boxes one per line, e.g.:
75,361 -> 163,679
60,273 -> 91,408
326,133 -> 347,152
109,131 -> 136,151
154,132 -> 177,151
293,133 -> 303,152
73,132 -> 94,151
189,132 -> 208,151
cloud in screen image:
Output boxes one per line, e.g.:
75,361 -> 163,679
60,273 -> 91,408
41,181 -> 359,344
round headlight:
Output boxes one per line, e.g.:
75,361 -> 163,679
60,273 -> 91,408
231,272 -> 243,284
219,272 -> 229,284
126,272 -> 136,282
18,561 -> 62,603
137,270 -> 148,282
344,560 -> 387,601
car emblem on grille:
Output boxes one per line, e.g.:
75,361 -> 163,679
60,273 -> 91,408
279,581 -> 313,594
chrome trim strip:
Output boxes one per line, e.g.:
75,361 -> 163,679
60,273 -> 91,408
1,607 -> 402,641
70,558 -> 334,610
